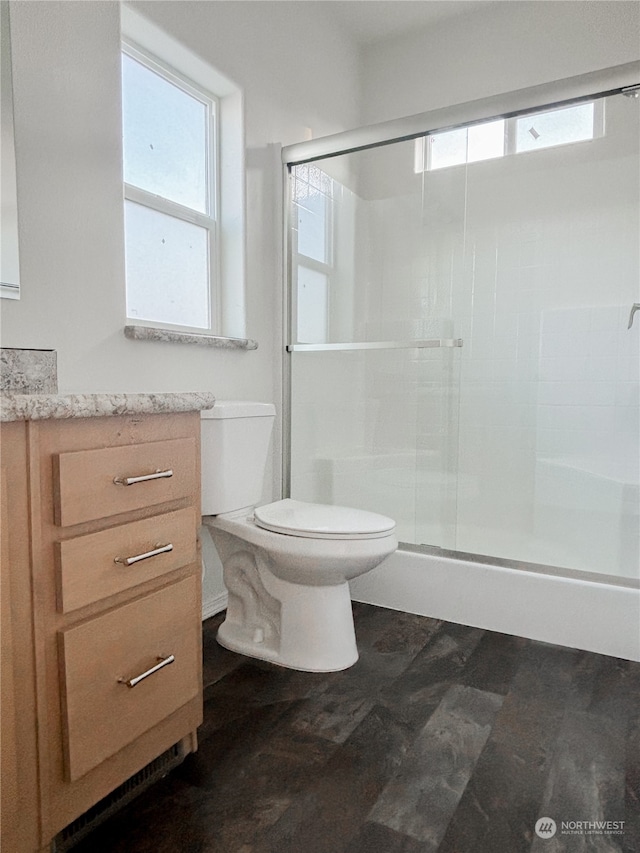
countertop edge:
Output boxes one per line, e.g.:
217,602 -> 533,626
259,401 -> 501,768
0,392 -> 216,422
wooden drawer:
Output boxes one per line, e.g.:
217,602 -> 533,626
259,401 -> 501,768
56,507 -> 198,613
59,576 -> 200,781
53,437 -> 196,526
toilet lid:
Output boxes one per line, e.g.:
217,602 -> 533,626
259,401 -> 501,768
253,499 -> 396,540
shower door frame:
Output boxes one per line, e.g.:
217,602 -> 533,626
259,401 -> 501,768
281,60 -> 640,584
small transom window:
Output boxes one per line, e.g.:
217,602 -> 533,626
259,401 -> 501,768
416,100 -> 602,172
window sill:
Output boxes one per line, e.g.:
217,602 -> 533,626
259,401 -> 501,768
124,325 -> 258,350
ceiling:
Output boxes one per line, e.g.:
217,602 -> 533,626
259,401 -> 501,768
313,0 -> 493,46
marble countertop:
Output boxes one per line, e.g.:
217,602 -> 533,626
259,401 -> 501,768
1,391 -> 216,422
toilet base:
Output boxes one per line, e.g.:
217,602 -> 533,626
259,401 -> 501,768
216,618 -> 358,672
217,577 -> 359,672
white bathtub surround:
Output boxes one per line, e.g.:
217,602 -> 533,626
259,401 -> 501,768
350,548 -> 640,662
0,347 -> 57,394
0,391 -> 215,422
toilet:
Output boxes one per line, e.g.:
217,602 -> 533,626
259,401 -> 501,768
201,401 -> 397,672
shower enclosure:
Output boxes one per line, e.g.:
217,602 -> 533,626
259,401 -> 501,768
283,64 -> 640,586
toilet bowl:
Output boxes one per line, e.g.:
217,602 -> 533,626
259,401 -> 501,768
201,403 -> 397,672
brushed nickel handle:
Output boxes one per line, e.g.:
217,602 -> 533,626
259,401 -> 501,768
114,543 -> 173,566
118,654 -> 175,688
628,303 -> 640,329
113,469 -> 173,486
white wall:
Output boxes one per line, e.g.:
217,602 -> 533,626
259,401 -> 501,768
361,0 -> 640,124
2,0 -> 360,404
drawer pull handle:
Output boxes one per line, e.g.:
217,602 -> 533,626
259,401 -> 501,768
114,543 -> 173,566
118,654 -> 175,688
113,469 -> 173,486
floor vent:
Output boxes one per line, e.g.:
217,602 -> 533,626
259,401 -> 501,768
52,742 -> 185,851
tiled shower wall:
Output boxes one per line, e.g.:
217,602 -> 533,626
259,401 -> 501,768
537,304 -> 639,465
534,302 -> 639,575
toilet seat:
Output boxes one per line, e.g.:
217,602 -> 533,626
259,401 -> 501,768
254,499 -> 396,540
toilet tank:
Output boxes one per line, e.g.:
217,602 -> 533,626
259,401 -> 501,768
201,401 -> 276,515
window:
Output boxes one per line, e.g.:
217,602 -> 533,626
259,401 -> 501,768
416,100 -> 602,172
427,119 -> 505,171
122,45 -> 217,331
292,164 -> 333,343
514,102 -> 596,153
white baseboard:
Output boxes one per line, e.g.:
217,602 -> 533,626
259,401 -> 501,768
350,548 -> 640,662
202,591 -> 228,621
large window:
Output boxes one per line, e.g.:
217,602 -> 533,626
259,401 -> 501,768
122,45 -> 218,331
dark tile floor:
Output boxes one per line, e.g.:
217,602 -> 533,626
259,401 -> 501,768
76,604 -> 640,853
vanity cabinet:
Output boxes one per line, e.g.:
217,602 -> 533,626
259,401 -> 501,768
1,411 -> 203,851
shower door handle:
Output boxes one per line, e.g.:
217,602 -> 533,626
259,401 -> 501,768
628,304 -> 640,329
286,339 -> 464,352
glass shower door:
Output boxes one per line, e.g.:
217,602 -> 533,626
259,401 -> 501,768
448,91 -> 640,578
287,87 -> 639,582
288,142 -> 463,548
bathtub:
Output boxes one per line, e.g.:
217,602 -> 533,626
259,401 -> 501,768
350,545 -> 640,662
